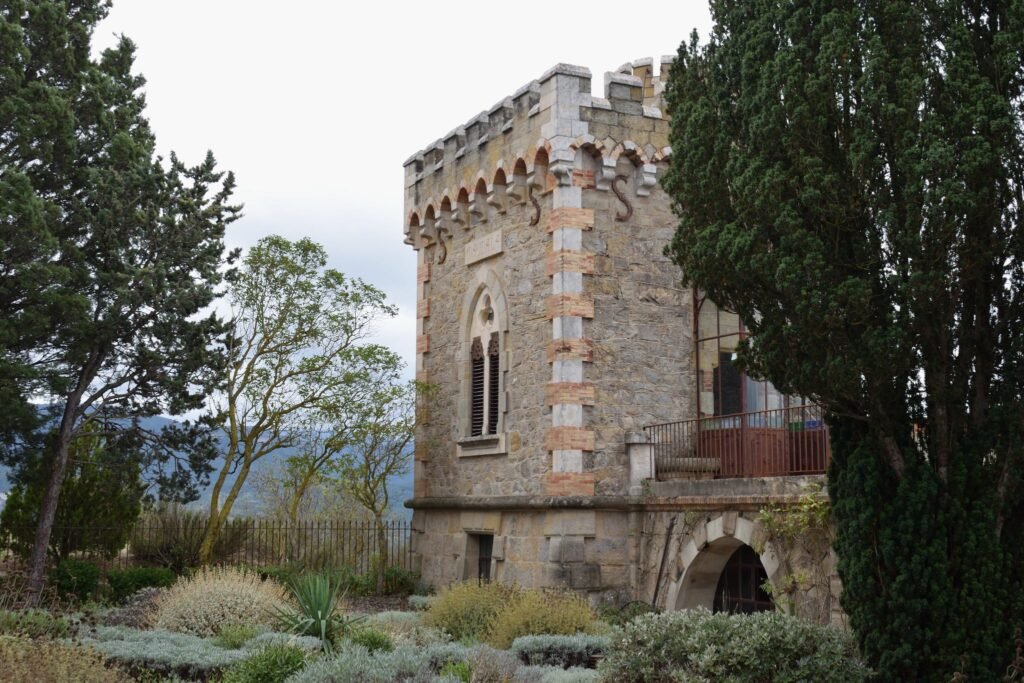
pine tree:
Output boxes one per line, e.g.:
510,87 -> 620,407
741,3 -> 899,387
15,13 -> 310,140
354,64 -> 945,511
663,1 -> 1024,679
0,1 -> 239,603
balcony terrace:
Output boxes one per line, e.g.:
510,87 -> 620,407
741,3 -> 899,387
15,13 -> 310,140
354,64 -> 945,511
644,404 -> 830,480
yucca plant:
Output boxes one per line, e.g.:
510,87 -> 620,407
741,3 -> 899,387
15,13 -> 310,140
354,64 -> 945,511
275,572 -> 363,653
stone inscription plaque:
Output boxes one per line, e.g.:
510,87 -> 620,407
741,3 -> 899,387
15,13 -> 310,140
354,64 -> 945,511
464,229 -> 502,265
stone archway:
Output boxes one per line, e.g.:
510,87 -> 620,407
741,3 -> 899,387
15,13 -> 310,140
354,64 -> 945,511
662,512 -> 784,612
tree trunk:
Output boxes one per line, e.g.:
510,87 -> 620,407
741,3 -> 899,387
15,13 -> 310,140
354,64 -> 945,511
198,461 -> 250,564
286,489 -> 303,563
24,405 -> 78,606
375,513 -> 388,596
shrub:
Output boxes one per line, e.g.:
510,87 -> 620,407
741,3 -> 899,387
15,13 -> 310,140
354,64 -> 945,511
366,610 -> 422,626
350,627 -> 393,653
365,610 -> 448,648
222,643 -> 307,683
408,594 -> 434,611
468,644 -> 522,682
245,631 -> 322,653
486,589 -> 599,649
275,572 -> 362,652
52,557 -> 101,602
80,625 -> 250,679
152,566 -> 290,637
257,564 -> 300,586
598,608 -> 871,683
422,642 -> 474,671
510,634 -> 609,669
286,642 -> 436,683
439,659 -> 471,682
106,567 -> 175,604
0,608 -> 70,638
336,566 -> 376,597
0,423 -> 144,562
0,635 -> 132,682
129,504 -> 248,572
422,580 -> 522,642
216,623 -> 261,648
101,586 -> 165,628
78,624 -> 319,680
381,566 -> 418,595
595,600 -> 659,627
284,642 -> 507,683
513,666 -> 601,683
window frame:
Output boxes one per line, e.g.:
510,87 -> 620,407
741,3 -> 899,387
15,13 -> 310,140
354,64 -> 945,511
457,276 -> 508,457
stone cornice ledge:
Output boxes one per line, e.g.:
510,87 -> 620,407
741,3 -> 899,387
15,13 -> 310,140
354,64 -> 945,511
406,495 -> 642,511
405,485 -> 828,513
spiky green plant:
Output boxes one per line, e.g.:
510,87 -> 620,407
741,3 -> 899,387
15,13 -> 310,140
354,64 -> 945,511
274,573 -> 363,653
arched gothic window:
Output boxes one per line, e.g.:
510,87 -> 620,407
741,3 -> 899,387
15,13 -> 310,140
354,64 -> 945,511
459,280 -> 507,457
468,293 -> 500,437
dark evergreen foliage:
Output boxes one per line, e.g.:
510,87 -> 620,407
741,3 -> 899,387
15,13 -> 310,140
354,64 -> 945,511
0,1 -> 239,601
0,422 -> 144,560
663,1 -> 1024,679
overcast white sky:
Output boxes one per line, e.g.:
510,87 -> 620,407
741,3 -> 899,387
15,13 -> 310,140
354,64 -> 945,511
93,2 -> 712,375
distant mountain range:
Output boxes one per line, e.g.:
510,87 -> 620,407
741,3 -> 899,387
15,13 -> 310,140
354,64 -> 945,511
0,416 -> 414,520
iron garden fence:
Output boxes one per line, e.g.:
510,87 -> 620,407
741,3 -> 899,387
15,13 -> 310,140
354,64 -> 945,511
0,518 -> 414,573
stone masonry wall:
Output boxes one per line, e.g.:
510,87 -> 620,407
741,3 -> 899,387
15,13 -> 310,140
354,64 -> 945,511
404,57 -> 693,507
412,506 -> 636,603
402,58 -> 840,626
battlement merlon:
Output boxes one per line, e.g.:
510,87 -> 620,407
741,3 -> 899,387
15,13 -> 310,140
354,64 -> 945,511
402,57 -> 674,192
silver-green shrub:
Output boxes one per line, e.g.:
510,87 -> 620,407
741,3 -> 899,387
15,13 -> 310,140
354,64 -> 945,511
513,667 -> 601,683
467,644 -> 521,682
598,608 -> 871,683
77,625 -> 321,680
285,643 -> 432,683
76,626 -> 250,679
285,642 -> 487,683
247,631 -> 323,653
408,595 -> 435,611
510,634 -> 609,668
363,610 -> 448,647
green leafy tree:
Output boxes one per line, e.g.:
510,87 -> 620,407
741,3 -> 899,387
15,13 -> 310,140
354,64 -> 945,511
335,380 -> 416,592
0,422 -> 145,561
663,2 -> 1024,679
198,235 -> 402,564
0,1 -> 239,602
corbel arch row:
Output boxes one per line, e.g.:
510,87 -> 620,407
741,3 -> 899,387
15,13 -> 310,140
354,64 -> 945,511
404,138 -> 668,245
405,146 -> 552,245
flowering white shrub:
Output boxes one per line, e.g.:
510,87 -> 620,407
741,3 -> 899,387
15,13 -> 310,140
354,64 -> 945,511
151,566 -> 290,637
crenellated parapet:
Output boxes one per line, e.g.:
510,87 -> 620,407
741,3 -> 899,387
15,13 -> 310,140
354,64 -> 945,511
403,57 -> 676,250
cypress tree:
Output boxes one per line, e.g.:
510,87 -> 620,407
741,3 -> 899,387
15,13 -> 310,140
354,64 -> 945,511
663,1 -> 1024,679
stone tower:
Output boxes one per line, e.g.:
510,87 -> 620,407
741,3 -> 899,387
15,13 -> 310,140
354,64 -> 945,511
402,58 -> 843,622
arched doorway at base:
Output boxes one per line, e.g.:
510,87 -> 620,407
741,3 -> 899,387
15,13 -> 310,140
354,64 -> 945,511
674,536 -> 775,613
713,544 -> 773,613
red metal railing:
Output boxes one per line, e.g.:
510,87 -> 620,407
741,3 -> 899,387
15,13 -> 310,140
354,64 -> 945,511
645,405 -> 830,480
